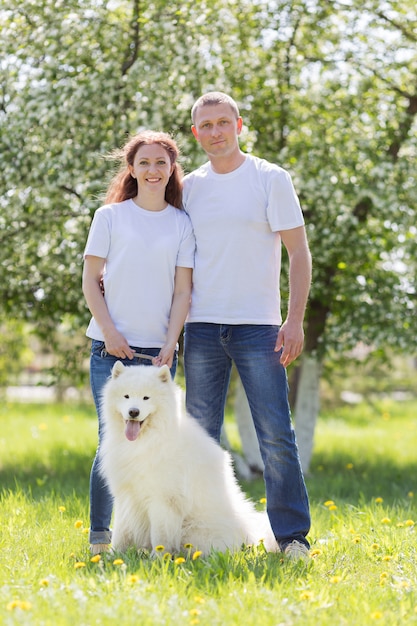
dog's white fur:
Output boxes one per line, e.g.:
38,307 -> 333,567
99,362 -> 278,556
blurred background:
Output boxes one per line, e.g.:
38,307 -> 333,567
1,0 -> 416,473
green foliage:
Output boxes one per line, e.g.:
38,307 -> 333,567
0,399 -> 416,624
0,0 -> 416,377
0,320 -> 33,387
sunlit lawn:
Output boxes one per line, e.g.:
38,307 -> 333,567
0,398 -> 416,625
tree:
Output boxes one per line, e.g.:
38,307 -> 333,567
231,0 -> 417,470
0,0 -> 415,472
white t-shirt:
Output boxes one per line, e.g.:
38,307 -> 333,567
84,199 -> 195,346
183,154 -> 304,325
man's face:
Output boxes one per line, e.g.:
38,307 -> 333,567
191,103 -> 243,159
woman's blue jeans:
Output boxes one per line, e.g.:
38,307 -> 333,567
88,339 -> 177,545
183,323 -> 310,551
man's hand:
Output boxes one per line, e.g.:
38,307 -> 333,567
274,319 -> 305,368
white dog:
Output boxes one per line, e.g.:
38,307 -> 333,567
99,362 -> 278,556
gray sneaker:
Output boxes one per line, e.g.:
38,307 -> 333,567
284,540 -> 310,562
90,543 -> 111,556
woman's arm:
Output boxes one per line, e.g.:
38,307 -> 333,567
82,255 -> 134,359
153,266 -> 193,368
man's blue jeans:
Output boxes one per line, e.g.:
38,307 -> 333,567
89,339 -> 177,545
183,323 -> 310,551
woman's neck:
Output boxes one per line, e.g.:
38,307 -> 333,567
131,193 -> 168,212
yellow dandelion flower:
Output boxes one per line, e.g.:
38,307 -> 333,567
382,555 -> 392,562
371,543 -> 380,550
74,520 -> 83,529
259,497 -> 267,504
113,559 -> 124,565
324,500 -> 335,507
396,522 -> 404,528
90,555 -> 101,563
329,576 -> 342,584
155,545 -> 165,552
352,536 -> 361,544
381,517 -> 391,524
190,609 -> 201,617
163,552 -> 172,560
7,600 -> 32,611
380,572 -> 389,580
127,575 -> 140,584
82,528 -> 89,534
192,550 -> 203,561
190,620 -> 200,626
194,596 -> 206,604
346,463 -> 354,470
74,562 -> 86,569
7,601 -> 18,611
299,590 -> 314,601
405,519 -> 414,527
375,497 -> 383,504
310,548 -> 322,558
174,557 -> 186,565
184,543 -> 193,550
39,578 -> 49,587
58,506 -> 66,512
370,611 -> 383,620
408,491 -> 414,498
328,505 -> 338,511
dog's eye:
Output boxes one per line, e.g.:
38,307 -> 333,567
124,394 -> 129,399
143,396 -> 149,401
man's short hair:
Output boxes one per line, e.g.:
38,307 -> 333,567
191,91 -> 240,123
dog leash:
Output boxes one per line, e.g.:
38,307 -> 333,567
132,351 -> 154,361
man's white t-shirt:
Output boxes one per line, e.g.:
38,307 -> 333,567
84,199 -> 195,346
183,154 -> 304,326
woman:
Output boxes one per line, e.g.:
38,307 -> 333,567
83,131 -> 194,554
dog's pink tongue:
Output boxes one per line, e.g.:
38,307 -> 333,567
125,420 -> 141,441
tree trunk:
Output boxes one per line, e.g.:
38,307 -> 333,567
293,353 -> 322,475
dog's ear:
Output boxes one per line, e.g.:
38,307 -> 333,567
112,361 -> 125,379
158,365 -> 170,383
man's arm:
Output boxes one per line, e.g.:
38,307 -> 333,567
275,226 -> 312,367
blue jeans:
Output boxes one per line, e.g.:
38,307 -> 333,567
89,339 -> 177,545
183,323 -> 310,551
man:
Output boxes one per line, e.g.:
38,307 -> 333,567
182,92 -> 312,560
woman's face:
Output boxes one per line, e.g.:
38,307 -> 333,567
129,143 -> 174,195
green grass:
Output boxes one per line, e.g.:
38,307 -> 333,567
0,399 -> 416,625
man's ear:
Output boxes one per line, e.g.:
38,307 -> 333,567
236,116 -> 243,135
191,125 -> 199,141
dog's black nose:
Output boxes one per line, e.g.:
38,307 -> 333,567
128,408 -> 140,418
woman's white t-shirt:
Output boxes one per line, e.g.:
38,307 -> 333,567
182,154 -> 304,325
84,199 -> 195,347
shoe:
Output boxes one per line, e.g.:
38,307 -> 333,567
284,540 -> 310,562
90,543 -> 110,556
